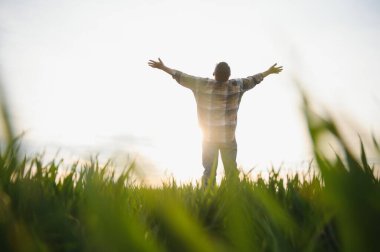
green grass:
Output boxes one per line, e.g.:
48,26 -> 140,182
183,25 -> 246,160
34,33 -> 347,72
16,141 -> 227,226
1,95 -> 379,251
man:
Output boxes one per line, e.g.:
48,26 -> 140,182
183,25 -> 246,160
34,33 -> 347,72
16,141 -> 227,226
148,58 -> 283,185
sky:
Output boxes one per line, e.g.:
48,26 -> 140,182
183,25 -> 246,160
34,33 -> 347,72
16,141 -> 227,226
0,0 -> 379,184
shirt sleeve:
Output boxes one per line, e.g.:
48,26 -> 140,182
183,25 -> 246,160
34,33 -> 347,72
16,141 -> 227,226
172,71 -> 207,90
241,73 -> 264,91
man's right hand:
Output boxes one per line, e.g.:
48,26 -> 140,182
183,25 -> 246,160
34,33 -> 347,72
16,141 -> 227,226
148,58 -> 165,70
262,63 -> 283,78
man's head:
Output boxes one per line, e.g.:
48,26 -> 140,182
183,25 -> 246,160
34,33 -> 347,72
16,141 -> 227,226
213,62 -> 231,82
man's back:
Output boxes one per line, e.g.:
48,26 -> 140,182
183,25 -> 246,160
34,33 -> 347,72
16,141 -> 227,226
173,71 -> 264,142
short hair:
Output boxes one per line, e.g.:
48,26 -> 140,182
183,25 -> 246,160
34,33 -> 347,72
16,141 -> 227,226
214,62 -> 231,82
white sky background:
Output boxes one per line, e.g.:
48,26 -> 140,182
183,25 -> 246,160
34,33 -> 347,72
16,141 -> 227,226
0,0 -> 379,184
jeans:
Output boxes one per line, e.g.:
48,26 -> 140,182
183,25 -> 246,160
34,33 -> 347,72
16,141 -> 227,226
202,139 -> 238,185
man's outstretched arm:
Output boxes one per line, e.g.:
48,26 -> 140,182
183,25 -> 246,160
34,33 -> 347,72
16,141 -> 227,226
148,58 -> 207,90
261,63 -> 283,78
148,58 -> 176,76
242,63 -> 283,91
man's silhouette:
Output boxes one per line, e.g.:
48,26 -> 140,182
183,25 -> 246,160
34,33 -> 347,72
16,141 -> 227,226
148,58 -> 283,185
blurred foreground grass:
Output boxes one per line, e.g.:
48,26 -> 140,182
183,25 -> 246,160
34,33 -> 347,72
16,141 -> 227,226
1,93 -> 380,252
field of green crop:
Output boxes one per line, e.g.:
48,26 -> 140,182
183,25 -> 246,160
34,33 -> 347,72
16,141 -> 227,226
1,94 -> 379,252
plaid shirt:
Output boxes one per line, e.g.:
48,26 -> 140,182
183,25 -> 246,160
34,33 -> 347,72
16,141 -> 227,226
173,71 -> 263,143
